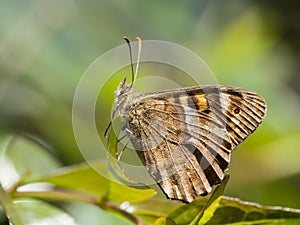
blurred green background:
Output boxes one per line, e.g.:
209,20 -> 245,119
1,0 -> 299,215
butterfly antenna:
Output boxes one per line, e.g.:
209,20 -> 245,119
123,36 -> 135,87
134,36 -> 142,86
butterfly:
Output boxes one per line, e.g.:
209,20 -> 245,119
107,36 -> 267,203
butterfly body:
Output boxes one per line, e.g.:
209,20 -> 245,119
114,81 -> 267,202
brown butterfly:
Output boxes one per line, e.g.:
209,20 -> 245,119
107,37 -> 267,202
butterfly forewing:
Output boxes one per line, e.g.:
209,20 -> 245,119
117,85 -> 266,202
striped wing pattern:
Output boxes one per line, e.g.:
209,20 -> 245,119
125,85 -> 267,202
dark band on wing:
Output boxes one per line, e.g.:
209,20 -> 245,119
224,89 -> 243,98
183,143 -> 226,186
215,153 -> 229,171
201,157 -> 222,186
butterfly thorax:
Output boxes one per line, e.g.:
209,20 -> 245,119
113,79 -> 139,118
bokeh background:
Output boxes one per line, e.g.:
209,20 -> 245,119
1,0 -> 300,219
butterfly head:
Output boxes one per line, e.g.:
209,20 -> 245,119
113,77 -> 134,118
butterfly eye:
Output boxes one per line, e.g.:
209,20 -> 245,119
234,108 -> 240,114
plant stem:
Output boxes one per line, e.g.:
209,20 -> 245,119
0,183 -> 25,225
100,201 -> 149,225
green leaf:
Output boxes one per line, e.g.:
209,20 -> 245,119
154,217 -> 177,225
5,136 -> 61,180
15,199 -> 77,225
35,162 -> 109,200
165,197 -> 208,225
108,180 -> 156,204
151,175 -> 300,224
197,174 -> 230,224
206,197 -> 300,224
131,199 -> 181,224
154,217 -> 167,225
66,202 -> 135,225
33,161 -> 155,204
0,135 -> 20,190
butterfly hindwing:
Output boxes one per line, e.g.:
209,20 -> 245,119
124,85 -> 266,202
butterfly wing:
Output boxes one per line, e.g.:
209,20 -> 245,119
125,85 -> 267,202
